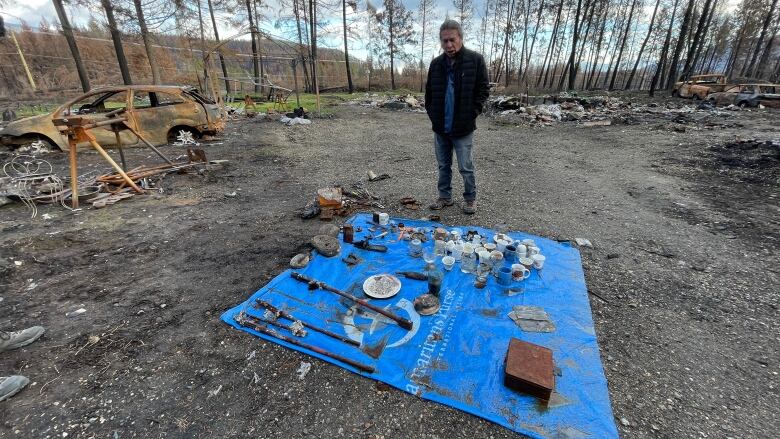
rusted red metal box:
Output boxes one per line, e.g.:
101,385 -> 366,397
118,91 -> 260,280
504,338 -> 554,401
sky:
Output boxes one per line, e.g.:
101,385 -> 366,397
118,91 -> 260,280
1,0 -> 744,66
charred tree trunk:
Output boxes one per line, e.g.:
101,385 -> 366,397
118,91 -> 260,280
746,0 -> 778,77
520,0 -> 545,84
245,0 -> 260,93
608,0 -> 637,90
342,0 -> 354,93
601,0 -> 629,88
207,0 -> 231,94
650,0 -> 680,96
546,2 -> 571,88
725,25 -> 746,79
310,0 -> 320,94
666,0 -> 695,89
53,0 -> 90,91
132,0 -> 161,84
537,0 -> 564,86
625,0 -> 660,89
757,23 -> 779,78
563,0 -> 584,90
681,0 -> 714,79
585,2 -> 609,89
389,5 -> 396,89
293,0 -> 311,92
101,0 -> 131,85
494,0 -> 516,84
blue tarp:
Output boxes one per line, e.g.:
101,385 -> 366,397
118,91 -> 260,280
222,213 -> 618,438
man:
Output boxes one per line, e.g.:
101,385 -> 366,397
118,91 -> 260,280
0,326 -> 45,402
425,20 -> 489,215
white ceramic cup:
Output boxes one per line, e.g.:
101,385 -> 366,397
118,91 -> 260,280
378,213 -> 389,225
528,246 -> 540,256
521,239 -> 535,248
496,239 -> 508,253
511,263 -> 531,281
532,254 -> 546,269
442,256 -> 455,271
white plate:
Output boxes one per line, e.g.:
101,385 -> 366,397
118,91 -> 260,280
363,274 -> 402,299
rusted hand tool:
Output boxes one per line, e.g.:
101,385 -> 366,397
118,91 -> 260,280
290,272 -> 413,330
234,314 -> 375,373
396,271 -> 428,281
238,311 -> 306,337
254,299 -> 360,347
353,239 -> 388,252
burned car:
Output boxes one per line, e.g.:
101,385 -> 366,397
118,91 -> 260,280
0,85 -> 225,151
673,74 -> 729,100
707,84 -> 780,108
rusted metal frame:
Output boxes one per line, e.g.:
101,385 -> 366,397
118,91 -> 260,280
234,313 -> 375,373
254,299 -> 360,347
290,272 -> 413,331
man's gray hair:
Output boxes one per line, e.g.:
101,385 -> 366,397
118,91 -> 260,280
439,19 -> 463,38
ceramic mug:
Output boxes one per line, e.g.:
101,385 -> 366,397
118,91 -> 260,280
497,266 -> 513,286
532,254 -> 546,270
519,257 -> 534,270
442,256 -> 455,271
504,245 -> 518,263
511,263 -> 531,281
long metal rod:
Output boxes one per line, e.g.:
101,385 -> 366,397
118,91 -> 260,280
113,129 -> 127,171
87,138 -> 144,193
121,123 -> 176,166
255,299 -> 360,347
234,315 -> 375,373
290,272 -> 413,330
68,137 -> 79,209
239,311 -> 300,334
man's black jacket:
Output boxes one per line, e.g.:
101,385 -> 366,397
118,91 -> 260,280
425,47 -> 490,137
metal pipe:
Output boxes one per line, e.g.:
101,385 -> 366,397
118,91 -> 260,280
87,138 -> 144,193
234,314 -> 375,373
121,123 -> 176,166
255,299 -> 360,347
290,272 -> 413,330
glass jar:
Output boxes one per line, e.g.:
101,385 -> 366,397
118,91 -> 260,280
408,238 -> 422,258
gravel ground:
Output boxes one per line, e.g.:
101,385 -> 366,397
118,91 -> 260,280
0,100 -> 778,438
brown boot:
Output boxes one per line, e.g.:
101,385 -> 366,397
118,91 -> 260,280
429,198 -> 454,210
462,200 -> 476,215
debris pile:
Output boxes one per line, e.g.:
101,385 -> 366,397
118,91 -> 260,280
489,93 -> 747,128
300,182 -> 385,220
346,93 -> 425,111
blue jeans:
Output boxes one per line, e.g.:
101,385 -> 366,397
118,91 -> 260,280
434,132 -> 476,201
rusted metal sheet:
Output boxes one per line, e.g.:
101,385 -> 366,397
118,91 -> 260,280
0,85 -> 225,151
